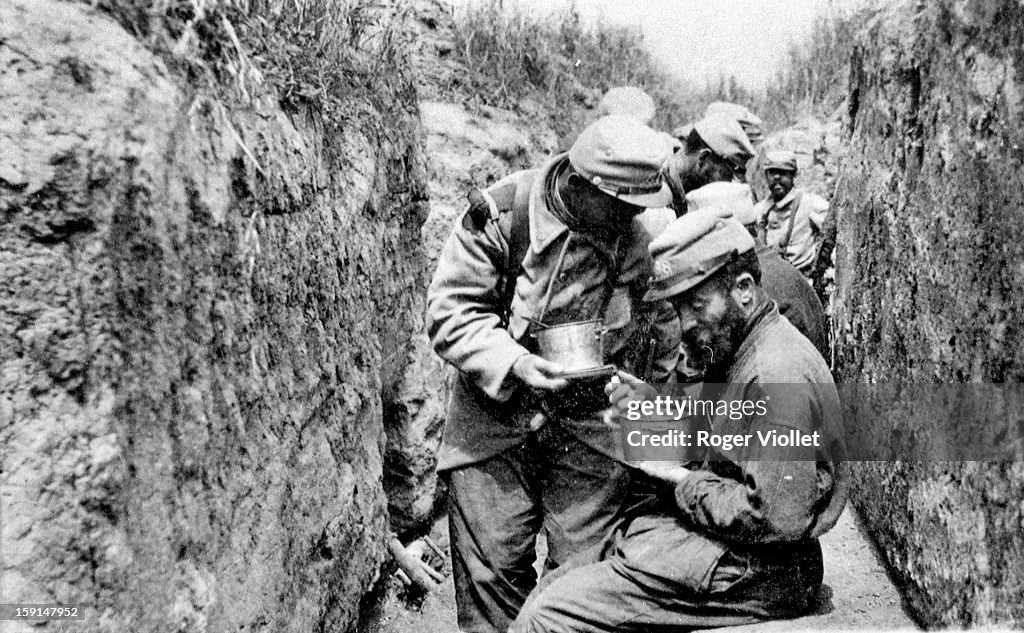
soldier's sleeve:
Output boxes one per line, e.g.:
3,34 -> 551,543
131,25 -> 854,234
806,194 -> 831,231
753,199 -> 771,225
425,202 -> 531,402
671,384 -> 832,544
647,299 -> 681,383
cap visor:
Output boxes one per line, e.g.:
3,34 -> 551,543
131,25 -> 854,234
613,182 -> 674,208
643,276 -> 703,303
672,124 -> 693,139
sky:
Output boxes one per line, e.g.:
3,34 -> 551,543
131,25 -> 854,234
458,0 -> 835,92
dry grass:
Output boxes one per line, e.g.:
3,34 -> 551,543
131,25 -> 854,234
664,2 -> 877,133
85,0 -> 417,163
86,0 -> 873,150
442,0 -> 873,139
443,0 -> 699,136
762,2 -> 879,127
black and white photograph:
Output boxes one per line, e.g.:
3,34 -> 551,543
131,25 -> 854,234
1,0 -> 1022,631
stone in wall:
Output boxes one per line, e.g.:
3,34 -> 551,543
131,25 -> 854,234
0,1 -> 427,630
833,0 -> 1024,626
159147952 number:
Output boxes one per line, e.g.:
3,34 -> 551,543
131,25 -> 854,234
0,605 -> 84,620
17,607 -> 79,618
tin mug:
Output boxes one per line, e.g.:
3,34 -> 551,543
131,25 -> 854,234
532,319 -> 605,373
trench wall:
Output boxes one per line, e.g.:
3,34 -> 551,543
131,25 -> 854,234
0,1 -> 427,630
833,0 -> 1024,626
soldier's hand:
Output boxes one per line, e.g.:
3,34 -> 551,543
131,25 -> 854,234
631,460 -> 692,486
604,370 -> 656,424
510,354 -> 569,391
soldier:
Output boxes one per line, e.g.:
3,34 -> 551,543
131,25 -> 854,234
661,116 -> 827,368
510,205 -> 848,633
755,149 -> 836,299
426,115 -> 680,633
662,113 -> 754,218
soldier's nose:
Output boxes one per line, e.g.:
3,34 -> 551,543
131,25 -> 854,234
679,316 -> 699,334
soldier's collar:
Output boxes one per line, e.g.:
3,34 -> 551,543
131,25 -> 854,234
529,153 -> 572,253
729,300 -> 780,375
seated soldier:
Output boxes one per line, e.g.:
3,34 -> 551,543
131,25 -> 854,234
510,205 -> 848,633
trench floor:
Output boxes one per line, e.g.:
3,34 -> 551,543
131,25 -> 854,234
373,507 -> 918,632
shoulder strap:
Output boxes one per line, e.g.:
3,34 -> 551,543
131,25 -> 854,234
467,175 -> 534,324
498,185 -> 532,323
777,189 -> 803,253
506,184 -> 532,279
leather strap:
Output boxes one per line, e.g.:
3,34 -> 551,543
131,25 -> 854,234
775,189 -> 803,255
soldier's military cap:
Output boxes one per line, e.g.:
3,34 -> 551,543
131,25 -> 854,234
763,149 -> 798,173
644,205 -> 755,302
569,115 -> 674,208
671,123 -> 694,142
693,113 -> 756,171
685,182 -> 758,226
705,101 -> 764,145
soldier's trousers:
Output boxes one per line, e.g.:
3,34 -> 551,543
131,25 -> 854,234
509,514 -> 824,633
442,422 -> 634,633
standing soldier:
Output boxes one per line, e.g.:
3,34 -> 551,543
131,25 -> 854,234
755,149 -> 835,299
426,115 -> 680,633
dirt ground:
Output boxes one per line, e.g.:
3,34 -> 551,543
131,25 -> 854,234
371,506 -> 918,633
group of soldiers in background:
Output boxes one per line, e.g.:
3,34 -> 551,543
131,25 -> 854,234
426,87 -> 846,633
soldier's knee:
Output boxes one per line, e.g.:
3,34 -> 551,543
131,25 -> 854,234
509,593 -> 560,633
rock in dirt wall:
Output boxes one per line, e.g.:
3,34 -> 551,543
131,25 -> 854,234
0,1 -> 427,631
833,0 -> 1024,627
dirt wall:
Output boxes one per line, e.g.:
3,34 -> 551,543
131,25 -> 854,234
833,0 -> 1024,627
0,1 -> 427,631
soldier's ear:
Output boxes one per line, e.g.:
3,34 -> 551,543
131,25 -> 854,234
696,148 -> 715,168
733,272 -> 756,306
566,172 -> 587,191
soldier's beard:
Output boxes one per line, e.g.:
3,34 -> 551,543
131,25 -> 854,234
681,301 -> 748,379
770,182 -> 791,201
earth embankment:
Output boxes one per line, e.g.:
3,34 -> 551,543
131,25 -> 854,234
833,0 -> 1024,626
1,1 -> 426,630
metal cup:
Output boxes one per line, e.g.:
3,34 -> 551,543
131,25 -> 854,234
532,319 -> 605,372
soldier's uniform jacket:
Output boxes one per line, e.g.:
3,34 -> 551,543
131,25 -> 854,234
755,188 -> 830,272
507,303 -> 848,632
426,153 -> 680,471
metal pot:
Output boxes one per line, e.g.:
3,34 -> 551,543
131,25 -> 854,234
532,319 -> 605,372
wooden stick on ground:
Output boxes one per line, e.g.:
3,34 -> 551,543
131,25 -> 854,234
423,535 -> 446,560
389,536 -> 438,593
